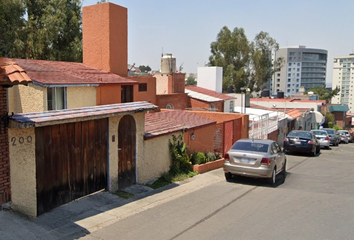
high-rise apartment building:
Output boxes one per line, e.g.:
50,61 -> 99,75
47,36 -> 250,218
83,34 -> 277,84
271,46 -> 327,96
331,54 -> 354,112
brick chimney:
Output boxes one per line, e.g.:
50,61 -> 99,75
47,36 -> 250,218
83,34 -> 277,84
82,3 -> 128,77
168,73 -> 186,94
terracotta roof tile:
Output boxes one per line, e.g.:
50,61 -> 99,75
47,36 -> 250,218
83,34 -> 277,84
286,109 -> 303,119
7,58 -> 137,86
0,58 -> 31,86
251,97 -> 325,104
145,110 -> 216,138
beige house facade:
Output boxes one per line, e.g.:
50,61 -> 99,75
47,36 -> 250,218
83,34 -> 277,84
8,84 -> 97,113
9,101 -> 157,217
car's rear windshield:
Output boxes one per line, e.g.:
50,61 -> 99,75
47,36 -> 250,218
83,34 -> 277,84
312,131 -> 327,136
288,131 -> 312,139
231,141 -> 269,153
324,129 -> 335,134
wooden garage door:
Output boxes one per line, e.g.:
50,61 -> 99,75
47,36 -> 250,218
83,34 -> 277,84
35,118 -> 108,215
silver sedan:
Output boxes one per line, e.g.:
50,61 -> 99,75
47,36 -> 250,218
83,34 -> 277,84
311,130 -> 330,149
223,139 -> 287,186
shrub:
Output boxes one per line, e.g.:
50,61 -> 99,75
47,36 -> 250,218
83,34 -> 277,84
190,152 -> 206,165
333,125 -> 342,131
169,132 -> 191,174
205,152 -> 216,162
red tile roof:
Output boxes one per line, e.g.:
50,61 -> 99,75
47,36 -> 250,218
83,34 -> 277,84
145,110 -> 216,138
185,86 -> 234,101
6,58 -> 137,86
251,97 -> 325,104
0,58 -> 32,86
286,109 -> 304,119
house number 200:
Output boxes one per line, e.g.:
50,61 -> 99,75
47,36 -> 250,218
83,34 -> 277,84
11,136 -> 32,146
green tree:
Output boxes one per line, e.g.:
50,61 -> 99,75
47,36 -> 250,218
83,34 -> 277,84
185,75 -> 197,86
306,86 -> 340,103
209,26 -> 251,93
0,0 -> 26,58
323,111 -> 335,128
208,26 -> 282,93
0,0 -> 82,62
250,32 -> 284,92
138,65 -> 152,72
25,0 -> 82,62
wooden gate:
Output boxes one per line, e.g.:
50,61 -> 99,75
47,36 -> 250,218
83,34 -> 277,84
35,118 -> 108,215
118,115 -> 136,189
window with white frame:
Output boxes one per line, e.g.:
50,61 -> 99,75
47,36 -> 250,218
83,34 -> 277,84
229,100 -> 234,113
47,87 -> 67,110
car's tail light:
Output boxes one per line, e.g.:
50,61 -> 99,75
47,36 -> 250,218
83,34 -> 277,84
325,136 -> 329,140
308,140 -> 314,144
224,153 -> 229,160
284,138 -> 289,142
261,158 -> 271,165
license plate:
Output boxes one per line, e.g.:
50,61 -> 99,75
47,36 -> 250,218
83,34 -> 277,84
240,158 -> 250,163
295,141 -> 301,144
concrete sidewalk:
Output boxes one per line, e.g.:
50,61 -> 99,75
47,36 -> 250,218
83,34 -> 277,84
0,169 -> 224,240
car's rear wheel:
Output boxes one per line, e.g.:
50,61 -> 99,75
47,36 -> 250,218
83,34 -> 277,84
267,168 -> 276,186
225,172 -> 232,182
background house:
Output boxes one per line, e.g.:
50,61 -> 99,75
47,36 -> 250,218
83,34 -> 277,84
326,104 -> 351,129
185,86 -> 235,112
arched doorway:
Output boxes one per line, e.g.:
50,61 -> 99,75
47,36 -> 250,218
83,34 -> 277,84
118,115 -> 136,189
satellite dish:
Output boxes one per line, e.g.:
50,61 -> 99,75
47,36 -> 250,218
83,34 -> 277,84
313,111 -> 325,124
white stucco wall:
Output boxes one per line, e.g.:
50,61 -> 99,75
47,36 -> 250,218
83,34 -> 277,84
108,116 -> 120,192
7,83 -> 45,113
197,67 -> 223,93
9,127 -> 37,217
67,86 -> 97,109
140,134 -> 173,183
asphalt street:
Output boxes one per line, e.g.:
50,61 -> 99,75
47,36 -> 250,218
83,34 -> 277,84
81,143 -> 354,240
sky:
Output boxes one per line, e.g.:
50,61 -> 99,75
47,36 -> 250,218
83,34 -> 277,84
82,0 -> 354,87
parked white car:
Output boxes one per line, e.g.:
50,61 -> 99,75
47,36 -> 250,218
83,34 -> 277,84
311,130 -> 330,149
337,130 -> 349,144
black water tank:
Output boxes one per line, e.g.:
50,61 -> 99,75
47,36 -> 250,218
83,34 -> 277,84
277,91 -> 284,99
261,89 -> 270,97
227,85 -> 234,93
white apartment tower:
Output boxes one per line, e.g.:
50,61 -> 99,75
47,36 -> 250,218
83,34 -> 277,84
331,54 -> 354,112
271,46 -> 327,96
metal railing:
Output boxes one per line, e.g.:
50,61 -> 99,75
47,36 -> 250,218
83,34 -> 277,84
249,112 -> 287,139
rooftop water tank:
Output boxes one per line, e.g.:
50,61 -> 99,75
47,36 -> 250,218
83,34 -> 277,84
161,54 -> 176,74
277,91 -> 284,99
261,89 -> 270,97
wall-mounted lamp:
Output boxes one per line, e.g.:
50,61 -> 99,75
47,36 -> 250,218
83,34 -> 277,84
190,133 -> 195,140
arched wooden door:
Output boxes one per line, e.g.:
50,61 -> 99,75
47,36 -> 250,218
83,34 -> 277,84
118,115 -> 136,189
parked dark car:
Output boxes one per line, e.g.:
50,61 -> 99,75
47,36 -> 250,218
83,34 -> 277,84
322,128 -> 340,146
283,130 -> 320,156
